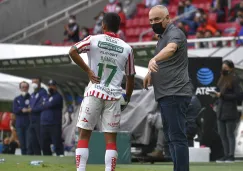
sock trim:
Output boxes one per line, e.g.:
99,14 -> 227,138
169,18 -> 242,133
106,143 -> 117,150
77,139 -> 89,148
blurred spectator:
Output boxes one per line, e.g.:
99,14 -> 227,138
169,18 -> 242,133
229,0 -> 243,22
123,0 -> 137,19
195,31 -> 205,48
115,3 -> 126,34
40,80 -> 64,156
43,40 -> 52,46
104,0 -> 118,12
2,114 -> 20,154
214,30 -> 224,47
197,19 -> 217,35
177,0 -> 185,15
27,77 -> 48,155
12,81 -> 30,155
93,12 -> 105,35
203,30 -> 213,48
183,0 -> 196,20
215,60 -> 241,163
181,9 -> 203,35
236,9 -> 243,24
80,27 -> 90,40
210,0 -> 225,22
145,0 -> 160,8
159,0 -> 169,6
177,21 -> 187,37
64,15 -> 80,42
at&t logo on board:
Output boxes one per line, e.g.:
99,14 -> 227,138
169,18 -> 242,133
196,67 -> 216,95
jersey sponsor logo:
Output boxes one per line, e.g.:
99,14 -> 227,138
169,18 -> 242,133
81,118 -> 88,123
98,41 -> 124,53
108,122 -> 120,128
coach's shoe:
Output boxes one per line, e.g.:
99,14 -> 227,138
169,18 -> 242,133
216,156 -> 228,163
225,155 -> 235,163
147,150 -> 164,159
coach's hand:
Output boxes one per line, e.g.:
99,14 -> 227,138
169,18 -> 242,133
143,72 -> 152,90
88,70 -> 100,84
148,58 -> 158,72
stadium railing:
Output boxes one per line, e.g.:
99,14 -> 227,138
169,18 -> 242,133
0,0 -> 104,44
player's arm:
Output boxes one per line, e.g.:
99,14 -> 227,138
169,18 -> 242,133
125,49 -> 136,102
69,36 -> 100,83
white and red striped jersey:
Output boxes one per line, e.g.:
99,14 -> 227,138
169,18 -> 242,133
73,32 -> 135,100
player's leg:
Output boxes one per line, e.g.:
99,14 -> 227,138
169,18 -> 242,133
102,100 -> 121,171
76,96 -> 103,171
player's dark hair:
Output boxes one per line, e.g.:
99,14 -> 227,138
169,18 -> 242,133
32,76 -> 42,83
103,12 -> 121,33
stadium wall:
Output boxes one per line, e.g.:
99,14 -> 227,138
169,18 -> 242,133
17,0 -> 109,44
0,0 -> 80,39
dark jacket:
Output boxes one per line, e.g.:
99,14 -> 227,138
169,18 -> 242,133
29,88 -> 48,124
12,94 -> 30,127
216,74 -> 241,120
40,91 -> 63,125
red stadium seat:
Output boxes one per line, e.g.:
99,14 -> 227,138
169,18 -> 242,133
217,22 -> 241,36
126,28 -> 134,37
208,13 -> 217,26
137,7 -> 145,17
0,112 -> 11,131
131,18 -> 140,27
231,0 -> 241,8
126,19 -> 133,28
139,17 -> 150,27
143,8 -> 150,16
188,35 -> 196,39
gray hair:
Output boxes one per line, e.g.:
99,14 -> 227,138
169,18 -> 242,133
152,5 -> 169,15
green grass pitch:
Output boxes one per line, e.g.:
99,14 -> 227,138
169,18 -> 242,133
0,154 -> 243,171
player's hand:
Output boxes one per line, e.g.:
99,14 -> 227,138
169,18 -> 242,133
148,58 -> 158,72
87,70 -> 100,84
143,72 -> 152,90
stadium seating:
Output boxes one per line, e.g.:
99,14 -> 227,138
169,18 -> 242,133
0,112 -> 11,131
216,22 -> 241,36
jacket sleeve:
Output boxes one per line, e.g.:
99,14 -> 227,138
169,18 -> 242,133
12,98 -> 23,115
31,90 -> 47,113
221,76 -> 241,100
43,94 -> 62,109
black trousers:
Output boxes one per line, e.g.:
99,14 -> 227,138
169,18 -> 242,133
217,120 -> 237,156
41,124 -> 64,156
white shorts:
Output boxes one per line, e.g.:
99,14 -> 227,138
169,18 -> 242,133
76,96 -> 121,132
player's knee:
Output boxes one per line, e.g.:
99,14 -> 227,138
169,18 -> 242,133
104,132 -> 117,144
79,128 -> 92,140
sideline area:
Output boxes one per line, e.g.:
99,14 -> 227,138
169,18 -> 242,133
0,154 -> 243,171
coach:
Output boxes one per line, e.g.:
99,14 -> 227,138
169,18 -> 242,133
143,5 -> 192,171
27,77 -> 47,155
40,80 -> 64,156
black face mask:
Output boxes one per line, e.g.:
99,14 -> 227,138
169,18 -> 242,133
48,88 -> 55,95
151,22 -> 166,35
222,70 -> 230,76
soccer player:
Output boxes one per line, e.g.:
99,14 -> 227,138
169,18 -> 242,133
69,12 -> 135,171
